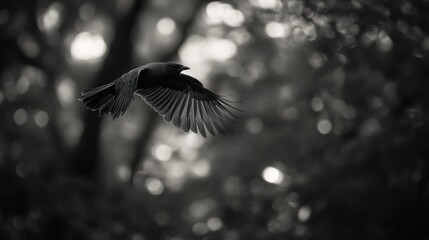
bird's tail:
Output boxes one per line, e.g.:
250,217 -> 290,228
79,81 -> 134,120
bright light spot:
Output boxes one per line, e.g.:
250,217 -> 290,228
311,97 -> 324,111
40,3 -> 63,31
246,118 -> 264,134
193,222 -> 208,235
156,17 -> 176,35
153,144 -> 172,161
250,0 -> 282,10
206,2 -> 243,26
206,2 -> 228,24
265,22 -> 286,38
34,110 -> 49,128
146,177 -> 164,195
70,32 -> 107,61
262,166 -> 284,185
207,38 -> 237,61
179,36 -> 208,68
56,78 -> 75,106
207,217 -> 223,231
13,109 -> 27,125
118,165 -> 131,181
186,133 -> 205,148
298,206 -> 311,222
16,77 -> 30,94
179,36 -> 236,78
317,119 -> 332,135
191,160 -> 210,178
224,9 -> 244,27
378,30 -> 393,51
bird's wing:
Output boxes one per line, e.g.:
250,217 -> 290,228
135,74 -> 241,137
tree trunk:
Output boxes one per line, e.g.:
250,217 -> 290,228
72,0 -> 146,179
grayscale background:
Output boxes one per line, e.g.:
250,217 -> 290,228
1,0 -> 428,239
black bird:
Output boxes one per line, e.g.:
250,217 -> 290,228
79,62 -> 241,137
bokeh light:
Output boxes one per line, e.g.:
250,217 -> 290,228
190,159 -> 210,178
265,22 -> 289,38
153,144 -> 172,161
311,97 -> 324,112
206,2 -> 244,27
56,77 -> 75,106
118,165 -> 131,181
192,222 -> 208,235
207,217 -> 223,231
16,76 -> 30,94
145,177 -> 164,195
38,2 -> 63,32
70,32 -> 107,61
250,0 -> 283,10
207,38 -> 237,61
262,166 -> 284,185
298,206 -> 311,222
34,111 -> 49,128
13,109 -> 27,125
156,17 -> 176,35
317,119 -> 332,135
2,1 -> 428,239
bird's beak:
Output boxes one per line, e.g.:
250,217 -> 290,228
180,66 -> 190,71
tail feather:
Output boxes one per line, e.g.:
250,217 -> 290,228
79,81 -> 134,120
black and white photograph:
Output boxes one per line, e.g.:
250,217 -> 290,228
1,0 -> 428,239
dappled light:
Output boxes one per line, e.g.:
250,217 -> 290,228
156,17 -> 176,36
262,166 -> 284,185
70,32 -> 107,61
38,2 -> 63,32
1,0 -> 429,239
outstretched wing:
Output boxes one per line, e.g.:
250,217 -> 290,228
80,68 -> 141,120
135,74 -> 242,137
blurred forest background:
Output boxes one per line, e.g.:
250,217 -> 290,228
1,0 -> 429,239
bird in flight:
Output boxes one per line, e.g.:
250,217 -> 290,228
79,62 -> 242,137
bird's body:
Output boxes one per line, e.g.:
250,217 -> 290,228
80,62 -> 241,137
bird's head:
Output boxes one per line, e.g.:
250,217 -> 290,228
165,62 -> 190,74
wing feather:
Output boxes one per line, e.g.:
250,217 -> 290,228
135,74 -> 241,137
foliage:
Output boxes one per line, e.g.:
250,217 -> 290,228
1,0 -> 428,239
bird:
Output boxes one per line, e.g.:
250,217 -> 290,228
79,62 -> 242,137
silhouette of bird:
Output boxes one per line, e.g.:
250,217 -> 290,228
79,62 -> 241,137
